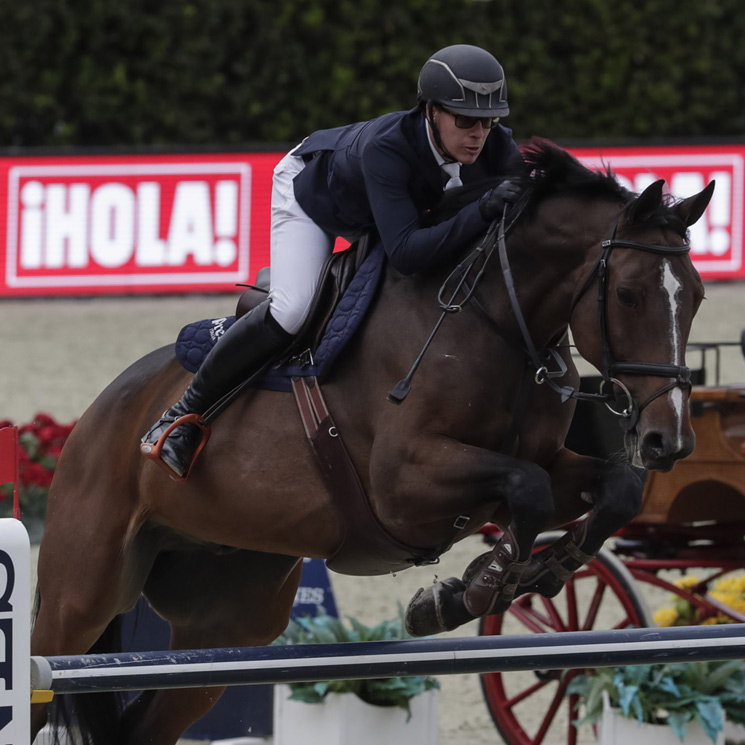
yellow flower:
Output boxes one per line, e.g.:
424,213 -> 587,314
673,575 -> 701,590
654,607 -> 679,627
713,576 -> 740,594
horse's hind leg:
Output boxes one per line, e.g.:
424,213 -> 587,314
30,491 -> 150,740
120,549 -> 302,744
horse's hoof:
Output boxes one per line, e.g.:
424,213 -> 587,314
516,561 -> 565,598
405,577 -> 475,637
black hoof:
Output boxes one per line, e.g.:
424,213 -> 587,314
405,577 -> 476,636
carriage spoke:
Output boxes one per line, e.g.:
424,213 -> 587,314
580,576 -> 607,631
510,597 -> 563,633
567,693 -> 581,745
564,578 -> 579,630
540,593 -> 567,632
532,679 -> 569,744
503,677 -> 551,707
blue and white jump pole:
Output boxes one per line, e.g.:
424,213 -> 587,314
3,517 -> 745,745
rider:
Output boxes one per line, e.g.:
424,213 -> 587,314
141,43 -> 521,478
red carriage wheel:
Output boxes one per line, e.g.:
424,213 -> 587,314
479,533 -> 651,745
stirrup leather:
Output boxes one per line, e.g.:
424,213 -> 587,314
139,414 -> 211,483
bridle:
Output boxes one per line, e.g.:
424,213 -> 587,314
389,193 -> 694,430
497,205 -> 694,431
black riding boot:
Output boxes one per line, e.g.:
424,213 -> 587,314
141,300 -> 293,478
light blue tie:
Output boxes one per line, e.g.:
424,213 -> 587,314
441,162 -> 463,191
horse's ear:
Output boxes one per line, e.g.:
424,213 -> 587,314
674,180 -> 716,228
627,179 -> 665,224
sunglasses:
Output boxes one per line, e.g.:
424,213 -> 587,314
442,107 -> 500,130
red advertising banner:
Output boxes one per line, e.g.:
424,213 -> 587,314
0,152 -> 279,297
0,144 -> 742,296
572,144 -> 742,282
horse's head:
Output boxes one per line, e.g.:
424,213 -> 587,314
572,178 -> 714,471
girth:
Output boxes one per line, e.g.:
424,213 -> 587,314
291,375 -> 468,576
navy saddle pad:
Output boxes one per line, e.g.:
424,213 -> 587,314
175,242 -> 385,392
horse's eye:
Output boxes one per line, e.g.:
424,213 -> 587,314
616,288 -> 638,308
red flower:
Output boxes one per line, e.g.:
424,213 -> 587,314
19,462 -> 54,488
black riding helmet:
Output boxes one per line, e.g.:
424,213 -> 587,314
417,44 -> 509,118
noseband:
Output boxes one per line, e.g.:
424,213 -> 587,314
586,221 -> 692,429
497,210 -> 693,431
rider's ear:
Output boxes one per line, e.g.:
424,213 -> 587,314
674,180 -> 716,228
627,179 -> 665,224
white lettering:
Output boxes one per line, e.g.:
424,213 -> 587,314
706,172 -> 731,257
136,182 -> 166,266
167,181 -> 213,266
14,173 -> 245,274
214,180 -> 238,267
19,181 -> 44,269
90,184 -> 135,268
45,183 -> 90,268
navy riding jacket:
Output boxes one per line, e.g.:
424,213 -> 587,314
292,107 -> 520,276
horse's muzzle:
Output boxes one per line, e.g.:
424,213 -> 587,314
630,428 -> 695,472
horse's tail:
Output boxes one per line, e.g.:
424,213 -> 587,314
48,614 -> 129,745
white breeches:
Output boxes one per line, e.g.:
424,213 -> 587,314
269,151 -> 335,334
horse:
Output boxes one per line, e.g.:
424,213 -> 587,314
30,138 -> 713,744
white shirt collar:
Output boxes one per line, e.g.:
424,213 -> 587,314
425,118 -> 460,167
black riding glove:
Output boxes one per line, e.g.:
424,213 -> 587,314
479,180 -> 520,222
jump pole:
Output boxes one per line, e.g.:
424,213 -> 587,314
32,623 -> 745,696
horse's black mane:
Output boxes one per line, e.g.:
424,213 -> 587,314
431,137 -> 685,236
431,137 -> 629,225
521,137 -> 631,203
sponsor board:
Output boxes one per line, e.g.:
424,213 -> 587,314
0,144 -> 742,297
0,153 -> 278,296
0,519 -> 30,744
573,144 -> 743,280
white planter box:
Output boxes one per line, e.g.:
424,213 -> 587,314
600,692 -> 724,745
273,684 -> 438,745
724,720 -> 745,743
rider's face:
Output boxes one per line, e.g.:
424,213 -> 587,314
431,106 -> 492,164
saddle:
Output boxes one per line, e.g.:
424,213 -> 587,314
236,233 -> 375,351
175,234 -> 384,387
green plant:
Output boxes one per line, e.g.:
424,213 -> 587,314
568,660 -> 745,743
273,606 -> 439,719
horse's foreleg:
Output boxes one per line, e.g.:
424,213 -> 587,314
518,449 -> 644,598
404,453 -> 555,636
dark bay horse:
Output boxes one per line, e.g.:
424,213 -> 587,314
31,139 -> 713,744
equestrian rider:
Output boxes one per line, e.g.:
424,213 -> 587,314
141,43 -> 521,478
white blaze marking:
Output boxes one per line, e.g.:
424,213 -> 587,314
662,259 -> 684,447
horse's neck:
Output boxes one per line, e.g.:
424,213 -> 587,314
502,201 -> 617,346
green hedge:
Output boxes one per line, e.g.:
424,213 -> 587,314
2,0 -> 744,148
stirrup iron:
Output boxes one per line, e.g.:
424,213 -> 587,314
140,414 -> 211,482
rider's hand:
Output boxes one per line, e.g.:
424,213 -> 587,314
479,180 -> 520,222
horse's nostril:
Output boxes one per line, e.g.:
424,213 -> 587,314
641,431 -> 666,459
